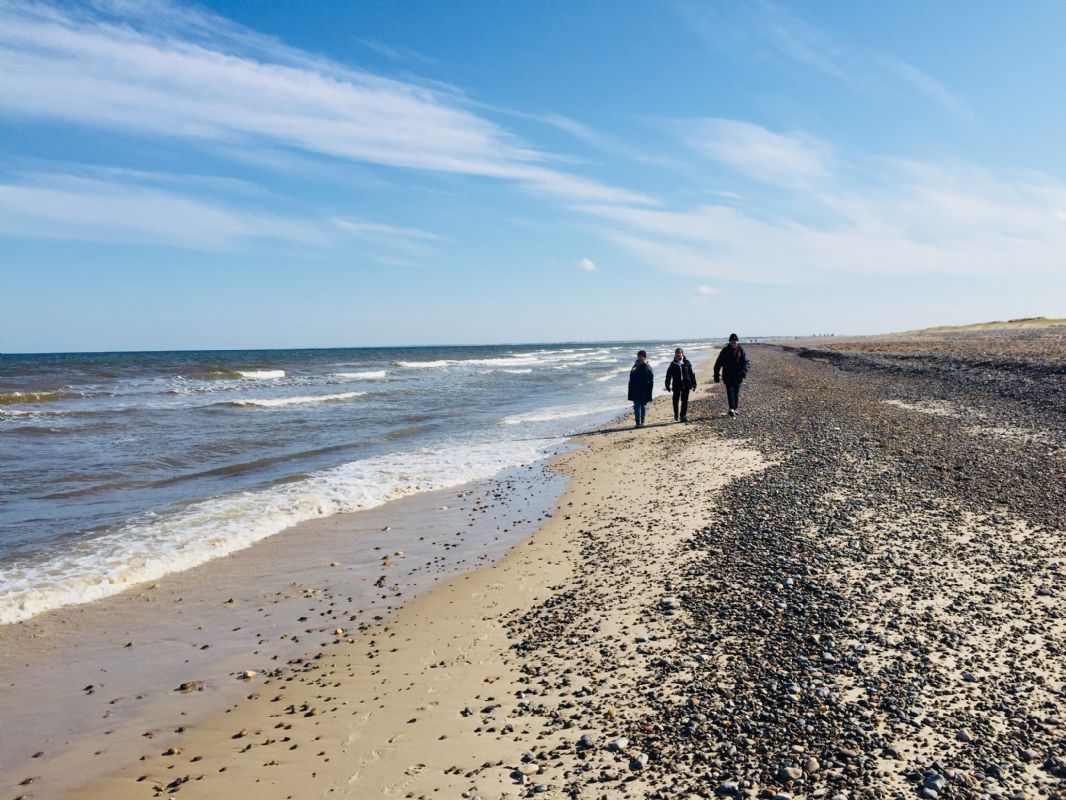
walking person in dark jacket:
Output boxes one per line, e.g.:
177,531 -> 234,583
627,349 -> 654,428
713,333 -> 750,418
665,347 -> 697,423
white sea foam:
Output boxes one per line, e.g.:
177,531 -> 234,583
237,369 -> 286,379
498,368 -> 533,374
395,359 -> 456,368
328,370 -> 387,380
595,367 -> 631,382
395,352 -> 621,370
501,402 -> 625,425
227,391 -> 366,408
397,356 -> 541,368
464,356 -> 541,366
0,438 -> 558,624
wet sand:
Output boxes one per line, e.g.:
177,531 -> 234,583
6,338 -> 1066,799
0,463 -> 567,798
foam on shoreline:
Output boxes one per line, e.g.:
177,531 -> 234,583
0,437 -> 560,624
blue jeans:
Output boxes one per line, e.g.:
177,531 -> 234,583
633,401 -> 648,424
725,380 -> 741,411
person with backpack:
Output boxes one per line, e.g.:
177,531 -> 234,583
664,347 -> 697,422
713,333 -> 750,418
627,349 -> 654,428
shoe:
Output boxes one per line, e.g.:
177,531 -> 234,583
674,415 -> 679,422
728,409 -> 736,418
680,416 -> 688,423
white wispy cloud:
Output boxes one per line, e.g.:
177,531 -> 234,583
692,285 -> 721,303
583,121 -> 1066,283
681,118 -> 831,187
332,218 -> 441,242
0,174 -> 326,251
0,0 -> 653,247
0,170 -> 443,256
756,2 -> 854,85
678,2 -> 973,118
878,57 -> 974,119
357,38 -> 437,67
578,257 -> 598,272
331,217 -> 442,257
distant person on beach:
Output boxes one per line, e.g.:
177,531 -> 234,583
665,347 -> 697,423
628,350 -> 654,428
713,333 -> 750,418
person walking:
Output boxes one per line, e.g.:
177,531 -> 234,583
627,349 -> 654,428
665,347 -> 697,422
713,333 -> 750,417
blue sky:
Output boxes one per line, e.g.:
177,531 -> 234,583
2,0 -> 1065,352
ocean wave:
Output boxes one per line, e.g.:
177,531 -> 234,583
463,357 -> 541,366
595,367 -> 631,382
495,368 -> 533,374
224,391 -> 366,408
0,438 -> 559,624
392,357 -> 533,368
328,370 -> 387,380
394,359 -> 456,368
501,402 -> 626,425
183,367 -> 287,380
0,390 -> 71,405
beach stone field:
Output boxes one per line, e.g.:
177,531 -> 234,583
479,337 -> 1065,799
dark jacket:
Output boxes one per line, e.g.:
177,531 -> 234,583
627,360 -> 654,403
714,344 -> 750,382
665,358 -> 697,392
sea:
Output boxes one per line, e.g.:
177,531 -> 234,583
0,340 -> 717,624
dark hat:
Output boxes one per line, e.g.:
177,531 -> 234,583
637,349 -> 647,358
728,333 -> 739,341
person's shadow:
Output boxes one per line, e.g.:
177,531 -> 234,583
574,419 -> 705,436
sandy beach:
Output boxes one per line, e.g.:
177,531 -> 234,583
6,1 -> 1066,797
5,334 -> 1066,800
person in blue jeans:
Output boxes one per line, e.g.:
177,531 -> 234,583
627,349 -> 654,427
713,333 -> 750,418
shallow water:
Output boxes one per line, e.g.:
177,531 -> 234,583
0,341 -> 714,622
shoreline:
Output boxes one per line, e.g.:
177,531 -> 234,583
9,335 -> 1063,799
66,360 -> 741,800
0,461 -> 568,797
1,351 -> 717,798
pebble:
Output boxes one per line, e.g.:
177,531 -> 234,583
779,766 -> 802,783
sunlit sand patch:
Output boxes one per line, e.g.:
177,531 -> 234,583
882,398 -> 961,417
882,398 -> 1056,444
970,424 -> 1057,445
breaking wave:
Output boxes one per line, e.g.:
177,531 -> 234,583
224,391 -> 366,408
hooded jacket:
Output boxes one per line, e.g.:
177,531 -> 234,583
627,360 -> 654,403
665,358 -> 697,392
714,344 -> 750,382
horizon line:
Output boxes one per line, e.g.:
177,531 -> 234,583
0,335 -> 803,358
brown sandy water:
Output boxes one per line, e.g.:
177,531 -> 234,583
0,461 -> 567,798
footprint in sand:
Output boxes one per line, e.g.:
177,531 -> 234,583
381,763 -> 425,795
